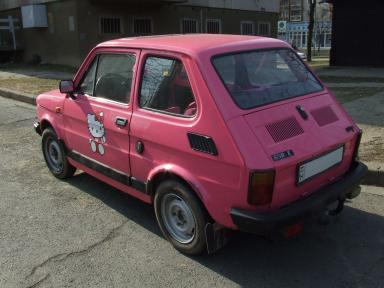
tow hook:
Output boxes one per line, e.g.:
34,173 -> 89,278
318,198 -> 345,225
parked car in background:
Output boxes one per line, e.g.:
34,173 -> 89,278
34,34 -> 367,255
290,42 -> 307,61
296,50 -> 307,61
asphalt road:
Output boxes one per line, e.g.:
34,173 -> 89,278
0,96 -> 383,288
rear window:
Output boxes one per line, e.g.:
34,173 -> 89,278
212,49 -> 323,109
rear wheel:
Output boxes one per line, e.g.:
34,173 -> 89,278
42,128 -> 76,179
154,179 -> 209,255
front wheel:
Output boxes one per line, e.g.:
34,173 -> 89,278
154,179 -> 210,255
42,128 -> 76,179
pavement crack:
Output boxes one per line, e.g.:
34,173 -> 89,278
25,221 -> 127,280
25,273 -> 50,288
63,220 -> 126,259
26,253 -> 68,279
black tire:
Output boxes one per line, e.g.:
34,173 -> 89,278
42,128 -> 76,179
154,179 -> 209,255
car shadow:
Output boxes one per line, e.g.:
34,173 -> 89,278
195,207 -> 384,287
66,172 -> 384,287
66,172 -> 161,237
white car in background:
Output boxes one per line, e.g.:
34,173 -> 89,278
296,51 -> 307,61
287,42 -> 307,61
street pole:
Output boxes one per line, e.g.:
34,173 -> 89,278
307,0 -> 316,61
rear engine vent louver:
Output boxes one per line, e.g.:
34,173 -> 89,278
187,133 -> 218,155
266,117 -> 304,143
311,106 -> 339,127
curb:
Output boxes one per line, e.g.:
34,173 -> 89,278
363,167 -> 384,187
0,87 -> 36,105
0,88 -> 383,188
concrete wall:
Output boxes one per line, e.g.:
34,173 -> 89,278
76,1 -> 278,63
184,0 -> 279,13
0,0 -> 58,11
20,0 -> 80,66
0,0 -> 278,66
0,0 -> 80,65
0,9 -> 22,50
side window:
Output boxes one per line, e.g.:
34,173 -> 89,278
77,53 -> 136,103
78,58 -> 98,96
212,55 -> 235,86
94,54 -> 136,103
139,56 -> 197,116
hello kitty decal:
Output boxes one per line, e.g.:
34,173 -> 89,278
87,113 -> 106,155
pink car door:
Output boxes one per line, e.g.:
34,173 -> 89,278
63,49 -> 140,183
129,51 -> 199,183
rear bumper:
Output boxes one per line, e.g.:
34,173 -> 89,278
230,161 -> 368,235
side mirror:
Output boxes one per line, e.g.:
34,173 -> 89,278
59,80 -> 75,94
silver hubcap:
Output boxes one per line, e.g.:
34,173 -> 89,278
160,193 -> 196,244
46,139 -> 63,173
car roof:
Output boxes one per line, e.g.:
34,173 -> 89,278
97,34 -> 289,57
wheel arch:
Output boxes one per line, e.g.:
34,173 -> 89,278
39,116 -> 69,154
40,119 -> 53,132
39,112 -> 65,140
147,165 -> 211,215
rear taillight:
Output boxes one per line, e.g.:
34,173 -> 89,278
248,170 -> 275,206
353,129 -> 363,160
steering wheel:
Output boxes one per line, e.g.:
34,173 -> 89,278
95,73 -> 130,102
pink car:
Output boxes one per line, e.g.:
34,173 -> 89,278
34,34 -> 367,255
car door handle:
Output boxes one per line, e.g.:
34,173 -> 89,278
115,117 -> 128,127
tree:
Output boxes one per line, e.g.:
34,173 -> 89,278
315,4 -> 332,52
307,0 -> 316,61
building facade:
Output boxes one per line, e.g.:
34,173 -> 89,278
0,0 -> 279,66
278,0 -> 332,50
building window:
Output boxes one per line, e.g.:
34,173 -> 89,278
133,17 -> 152,35
290,31 -> 302,48
302,32 -> 307,47
290,0 -> 303,22
241,21 -> 254,35
100,17 -> 122,34
258,22 -> 270,36
206,19 -> 221,34
325,32 -> 332,48
279,0 -> 290,21
181,18 -> 198,34
288,31 -> 308,49
68,16 -> 75,32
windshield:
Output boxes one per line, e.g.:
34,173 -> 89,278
212,48 -> 323,109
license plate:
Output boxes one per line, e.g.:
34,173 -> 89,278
297,146 -> 344,184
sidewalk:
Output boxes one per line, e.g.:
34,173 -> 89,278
316,67 -> 384,186
0,64 -> 383,186
343,91 -> 384,186
315,67 -> 384,79
0,64 -> 75,99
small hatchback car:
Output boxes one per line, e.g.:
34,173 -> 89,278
35,34 -> 367,255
